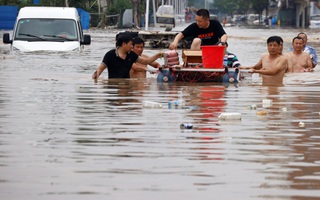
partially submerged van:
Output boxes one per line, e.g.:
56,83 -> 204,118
2,6 -> 91,52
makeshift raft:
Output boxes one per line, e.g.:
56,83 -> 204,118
157,66 -> 241,83
156,48 -> 243,83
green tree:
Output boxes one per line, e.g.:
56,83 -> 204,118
105,0 -> 133,26
236,0 -> 251,14
214,0 -> 242,16
250,0 -> 269,22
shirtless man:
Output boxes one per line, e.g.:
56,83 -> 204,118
286,36 -> 313,73
130,37 -> 162,78
297,32 -> 317,68
240,36 -> 288,86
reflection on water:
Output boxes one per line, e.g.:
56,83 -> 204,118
0,27 -> 320,200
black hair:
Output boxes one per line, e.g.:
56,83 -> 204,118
292,36 -> 303,43
132,37 -> 145,46
196,9 -> 210,19
297,32 -> 307,37
116,33 -> 133,48
267,36 -> 283,45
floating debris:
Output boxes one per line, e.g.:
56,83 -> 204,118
218,112 -> 242,120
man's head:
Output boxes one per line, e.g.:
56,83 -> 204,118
195,9 -> 210,29
297,32 -> 307,47
132,37 -> 145,56
266,36 -> 283,55
116,33 -> 133,51
292,36 -> 304,52
273,36 -> 284,54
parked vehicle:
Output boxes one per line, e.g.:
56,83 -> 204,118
247,14 -> 259,25
309,15 -> 320,28
2,6 -> 91,52
155,5 -> 175,29
253,16 -> 267,25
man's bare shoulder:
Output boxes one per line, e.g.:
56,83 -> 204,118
259,53 -> 268,61
279,54 -> 289,60
301,51 -> 311,58
284,52 -> 292,56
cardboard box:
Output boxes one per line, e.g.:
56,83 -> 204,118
182,50 -> 202,66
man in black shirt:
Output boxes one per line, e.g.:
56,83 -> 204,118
169,9 -> 227,50
92,34 -> 163,80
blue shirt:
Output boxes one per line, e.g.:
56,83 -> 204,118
304,45 -> 318,66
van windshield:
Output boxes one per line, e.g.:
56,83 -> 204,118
15,19 -> 78,41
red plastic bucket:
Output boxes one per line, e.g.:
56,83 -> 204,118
201,46 -> 226,68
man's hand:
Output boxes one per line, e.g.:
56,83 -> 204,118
169,43 -> 178,50
92,71 -> 98,79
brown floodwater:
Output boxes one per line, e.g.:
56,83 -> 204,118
0,25 -> 320,200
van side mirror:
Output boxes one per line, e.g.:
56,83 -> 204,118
3,33 -> 12,44
81,34 -> 91,45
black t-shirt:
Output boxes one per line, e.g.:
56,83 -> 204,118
102,49 -> 139,78
182,20 -> 226,45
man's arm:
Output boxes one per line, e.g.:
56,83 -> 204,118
239,58 -> 263,70
169,32 -> 184,50
92,63 -> 107,79
253,57 -> 287,75
137,52 -> 162,65
219,34 -> 228,46
131,62 -> 147,72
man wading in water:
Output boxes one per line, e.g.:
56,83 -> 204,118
240,36 -> 288,86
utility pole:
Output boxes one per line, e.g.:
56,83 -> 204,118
65,0 -> 69,7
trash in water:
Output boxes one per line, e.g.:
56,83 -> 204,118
248,104 -> 257,110
183,106 -> 199,110
298,122 -> 305,128
168,99 -> 185,109
180,123 -> 193,129
256,110 -> 268,116
262,99 -> 273,108
142,101 -> 163,108
218,112 -> 242,120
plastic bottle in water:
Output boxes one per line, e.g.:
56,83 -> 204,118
218,112 -> 242,121
180,123 -> 193,129
168,99 -> 185,109
142,101 -> 163,108
223,56 -> 228,67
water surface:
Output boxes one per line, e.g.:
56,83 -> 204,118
0,26 -> 320,200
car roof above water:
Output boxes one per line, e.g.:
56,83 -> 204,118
17,7 -> 79,20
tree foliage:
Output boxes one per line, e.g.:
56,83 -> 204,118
214,0 -> 238,15
251,0 -> 269,15
213,0 -> 268,16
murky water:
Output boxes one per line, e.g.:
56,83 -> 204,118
1,25 -> 320,200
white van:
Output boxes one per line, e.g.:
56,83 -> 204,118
155,5 -> 175,29
2,6 -> 91,52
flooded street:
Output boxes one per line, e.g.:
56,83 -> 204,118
1,25 -> 320,200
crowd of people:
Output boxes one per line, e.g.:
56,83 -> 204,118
92,8 -> 318,86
